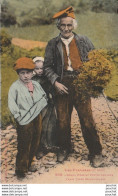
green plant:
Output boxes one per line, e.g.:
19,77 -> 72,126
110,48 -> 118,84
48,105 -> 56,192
1,1 -> 17,26
73,49 -> 115,100
1,29 -> 12,48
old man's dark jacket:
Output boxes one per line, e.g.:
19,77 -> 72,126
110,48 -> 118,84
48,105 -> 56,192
44,33 -> 94,85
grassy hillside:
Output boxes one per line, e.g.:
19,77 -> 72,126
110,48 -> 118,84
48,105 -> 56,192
1,0 -> 118,26
5,12 -> 118,49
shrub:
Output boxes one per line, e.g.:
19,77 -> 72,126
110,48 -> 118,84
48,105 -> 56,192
1,29 -> 12,48
1,2 -> 17,26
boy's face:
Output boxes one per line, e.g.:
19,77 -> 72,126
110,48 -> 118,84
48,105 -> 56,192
18,69 -> 33,84
34,61 -> 43,76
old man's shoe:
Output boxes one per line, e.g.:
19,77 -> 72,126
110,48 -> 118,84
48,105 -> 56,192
57,149 -> 69,163
90,154 -> 104,168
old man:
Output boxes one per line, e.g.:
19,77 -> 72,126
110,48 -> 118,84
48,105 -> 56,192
44,6 -> 103,167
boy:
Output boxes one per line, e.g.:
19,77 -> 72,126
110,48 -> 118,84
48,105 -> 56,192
8,57 -> 47,178
32,57 -> 57,159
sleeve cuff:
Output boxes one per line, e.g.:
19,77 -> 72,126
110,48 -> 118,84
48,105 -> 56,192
14,113 -> 20,119
51,75 -> 60,85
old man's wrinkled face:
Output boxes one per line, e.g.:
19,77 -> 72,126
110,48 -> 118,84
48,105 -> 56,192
59,17 -> 74,39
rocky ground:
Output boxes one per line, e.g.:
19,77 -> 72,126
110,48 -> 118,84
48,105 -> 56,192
1,94 -> 118,183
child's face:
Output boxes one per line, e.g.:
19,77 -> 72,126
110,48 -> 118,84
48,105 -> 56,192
34,61 -> 44,76
18,69 -> 33,84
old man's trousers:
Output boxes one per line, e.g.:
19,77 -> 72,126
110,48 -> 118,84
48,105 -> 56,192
55,75 -> 102,156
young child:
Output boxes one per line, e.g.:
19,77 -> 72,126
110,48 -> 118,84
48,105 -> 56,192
32,56 -> 48,91
8,57 -> 47,178
32,57 -> 57,159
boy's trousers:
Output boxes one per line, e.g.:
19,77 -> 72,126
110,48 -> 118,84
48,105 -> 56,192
16,114 -> 42,174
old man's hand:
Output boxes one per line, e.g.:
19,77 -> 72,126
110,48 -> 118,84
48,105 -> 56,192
54,81 -> 68,94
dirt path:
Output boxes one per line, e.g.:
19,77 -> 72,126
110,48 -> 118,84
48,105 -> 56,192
1,94 -> 118,183
12,38 -> 47,50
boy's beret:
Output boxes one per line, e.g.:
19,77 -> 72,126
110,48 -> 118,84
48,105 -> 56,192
14,57 -> 35,71
53,6 -> 75,19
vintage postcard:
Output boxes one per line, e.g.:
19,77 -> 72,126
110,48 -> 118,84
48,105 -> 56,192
1,0 -> 118,184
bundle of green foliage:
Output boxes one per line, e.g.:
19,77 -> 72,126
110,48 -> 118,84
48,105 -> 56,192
73,49 -> 115,100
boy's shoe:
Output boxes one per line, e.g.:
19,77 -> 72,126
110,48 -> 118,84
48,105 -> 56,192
36,151 -> 45,160
15,170 -> 26,179
90,154 -> 104,168
36,148 -> 49,160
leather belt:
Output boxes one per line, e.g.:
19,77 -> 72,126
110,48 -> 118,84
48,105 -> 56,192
63,70 -> 80,78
